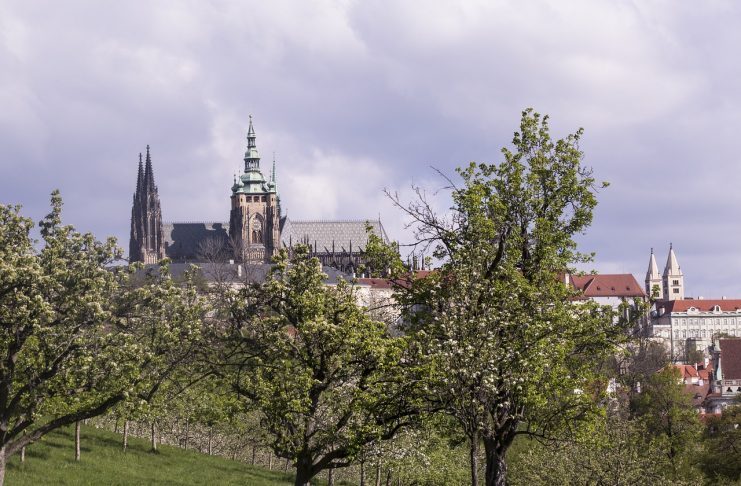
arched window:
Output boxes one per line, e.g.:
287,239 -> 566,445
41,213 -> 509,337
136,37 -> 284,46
257,230 -> 263,243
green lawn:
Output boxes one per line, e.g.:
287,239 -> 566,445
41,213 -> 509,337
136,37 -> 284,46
6,424 -> 296,485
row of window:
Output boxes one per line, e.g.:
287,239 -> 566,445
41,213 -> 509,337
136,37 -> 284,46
675,329 -> 739,338
674,317 -> 737,326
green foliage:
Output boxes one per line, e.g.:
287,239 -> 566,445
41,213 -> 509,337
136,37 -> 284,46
700,404 -> 741,481
360,222 -> 405,278
508,414 -> 699,486
392,109 -> 622,485
0,192 -> 209,480
630,367 -> 702,477
225,246 -> 421,485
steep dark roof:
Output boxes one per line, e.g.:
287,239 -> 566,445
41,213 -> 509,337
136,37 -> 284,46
720,339 -> 741,380
162,222 -> 229,262
281,219 -> 389,253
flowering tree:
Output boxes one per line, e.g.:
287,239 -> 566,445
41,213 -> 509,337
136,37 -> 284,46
0,192 -> 207,484
224,246 -> 422,486
388,109 -> 625,486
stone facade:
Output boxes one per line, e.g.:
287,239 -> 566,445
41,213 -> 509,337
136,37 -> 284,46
228,116 -> 281,263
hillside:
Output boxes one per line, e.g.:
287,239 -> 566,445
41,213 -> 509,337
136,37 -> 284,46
5,424 -> 296,486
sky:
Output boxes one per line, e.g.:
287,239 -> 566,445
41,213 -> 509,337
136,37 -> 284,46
2,0 -> 741,297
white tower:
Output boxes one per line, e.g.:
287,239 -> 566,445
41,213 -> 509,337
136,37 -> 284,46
645,248 -> 663,300
662,243 -> 684,300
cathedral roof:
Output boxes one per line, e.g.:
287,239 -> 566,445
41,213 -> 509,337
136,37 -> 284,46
281,219 -> 389,253
162,222 -> 229,262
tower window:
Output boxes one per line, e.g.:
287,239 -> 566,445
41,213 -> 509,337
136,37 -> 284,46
673,280 -> 679,285
261,196 -> 266,202
673,288 -> 679,293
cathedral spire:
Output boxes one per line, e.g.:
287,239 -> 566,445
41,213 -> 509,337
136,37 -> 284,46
244,116 -> 260,171
247,115 -> 256,148
144,145 -> 155,191
136,153 -> 144,194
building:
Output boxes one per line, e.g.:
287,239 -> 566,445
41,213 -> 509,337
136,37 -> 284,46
706,339 -> 741,413
651,299 -> 741,361
567,273 -> 646,329
129,117 -> 389,272
645,244 -> 684,301
568,273 -> 646,309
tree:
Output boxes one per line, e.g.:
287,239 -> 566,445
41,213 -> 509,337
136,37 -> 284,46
0,192 -> 208,483
508,413 -> 698,486
386,109 -> 624,486
700,402 -> 741,481
631,367 -> 702,478
0,192 -> 133,483
224,246 -> 421,486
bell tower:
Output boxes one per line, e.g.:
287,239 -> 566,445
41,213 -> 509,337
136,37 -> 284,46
662,243 -> 684,300
645,248 -> 663,300
229,116 -> 281,263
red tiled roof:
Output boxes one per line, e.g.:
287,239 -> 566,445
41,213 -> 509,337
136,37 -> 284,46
569,274 -> 645,298
698,368 -> 710,381
659,299 -> 741,313
684,382 -> 710,408
357,278 -> 394,289
720,339 -> 741,380
672,364 -> 699,380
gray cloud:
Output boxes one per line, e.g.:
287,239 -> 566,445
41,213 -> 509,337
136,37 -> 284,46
3,0 -> 741,296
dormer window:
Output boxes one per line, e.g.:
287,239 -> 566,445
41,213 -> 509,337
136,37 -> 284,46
714,305 -> 722,313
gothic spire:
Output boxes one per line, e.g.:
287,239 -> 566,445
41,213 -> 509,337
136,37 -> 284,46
144,145 -> 155,191
136,153 -> 144,194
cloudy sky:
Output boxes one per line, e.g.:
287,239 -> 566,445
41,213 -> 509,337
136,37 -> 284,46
2,0 -> 741,297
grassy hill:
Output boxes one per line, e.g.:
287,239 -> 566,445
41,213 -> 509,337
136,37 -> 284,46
6,424 -> 297,485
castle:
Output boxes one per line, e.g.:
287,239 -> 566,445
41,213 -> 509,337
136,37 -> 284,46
129,117 -> 389,273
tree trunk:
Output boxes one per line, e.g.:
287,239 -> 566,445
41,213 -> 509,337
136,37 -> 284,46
208,426 -> 213,456
284,457 -> 290,472
360,460 -> 366,486
268,452 -> 273,470
0,445 -> 6,486
483,438 -> 507,486
184,419 -> 189,450
20,446 -> 25,463
328,468 -> 335,486
151,421 -> 158,453
75,421 -> 81,461
294,456 -> 312,486
470,432 -> 479,486
114,418 -> 119,434
375,462 -> 381,486
123,420 -> 129,451
385,469 -> 392,486
251,445 -> 257,465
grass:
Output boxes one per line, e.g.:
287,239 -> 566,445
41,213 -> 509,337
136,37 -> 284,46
6,424 -> 297,485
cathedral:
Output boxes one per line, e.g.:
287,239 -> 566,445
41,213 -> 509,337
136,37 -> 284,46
129,117 -> 389,273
